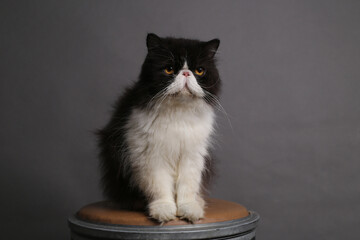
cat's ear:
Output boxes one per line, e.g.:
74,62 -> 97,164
146,33 -> 162,51
203,39 -> 220,58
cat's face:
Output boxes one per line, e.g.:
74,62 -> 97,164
140,33 -> 221,104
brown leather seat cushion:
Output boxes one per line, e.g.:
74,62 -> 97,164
77,198 -> 249,226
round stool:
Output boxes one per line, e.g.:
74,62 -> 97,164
68,198 -> 259,240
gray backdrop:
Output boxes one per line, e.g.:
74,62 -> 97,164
1,0 -> 359,239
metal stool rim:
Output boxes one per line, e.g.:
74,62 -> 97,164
68,210 -> 260,240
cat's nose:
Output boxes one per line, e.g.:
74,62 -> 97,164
182,71 -> 190,77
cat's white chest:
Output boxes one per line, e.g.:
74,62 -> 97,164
125,98 -> 214,167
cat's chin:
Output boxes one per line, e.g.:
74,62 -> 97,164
169,88 -> 203,99
180,87 -> 193,96
169,92 -> 198,101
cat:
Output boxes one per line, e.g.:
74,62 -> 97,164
98,33 -> 221,223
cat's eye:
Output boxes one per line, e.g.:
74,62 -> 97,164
195,67 -> 205,76
164,67 -> 174,75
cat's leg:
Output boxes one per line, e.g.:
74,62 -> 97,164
135,159 -> 177,223
176,153 -> 205,222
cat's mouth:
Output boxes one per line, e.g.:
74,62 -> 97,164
180,84 -> 192,95
169,88 -> 197,98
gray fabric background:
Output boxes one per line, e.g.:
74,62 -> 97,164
1,0 -> 359,239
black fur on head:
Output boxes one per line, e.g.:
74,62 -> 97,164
137,33 -> 221,107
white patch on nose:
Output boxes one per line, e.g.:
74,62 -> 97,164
166,61 -> 204,97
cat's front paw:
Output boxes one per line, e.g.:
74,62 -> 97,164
177,200 -> 204,223
148,200 -> 177,223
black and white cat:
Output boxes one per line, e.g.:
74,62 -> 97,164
98,33 -> 221,223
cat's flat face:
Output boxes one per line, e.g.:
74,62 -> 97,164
140,34 -> 221,104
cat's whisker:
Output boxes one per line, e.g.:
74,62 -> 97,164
199,78 -> 220,89
157,89 -> 170,107
203,90 -> 233,131
147,91 -> 164,108
147,87 -> 168,110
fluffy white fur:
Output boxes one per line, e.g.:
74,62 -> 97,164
124,64 -> 215,222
